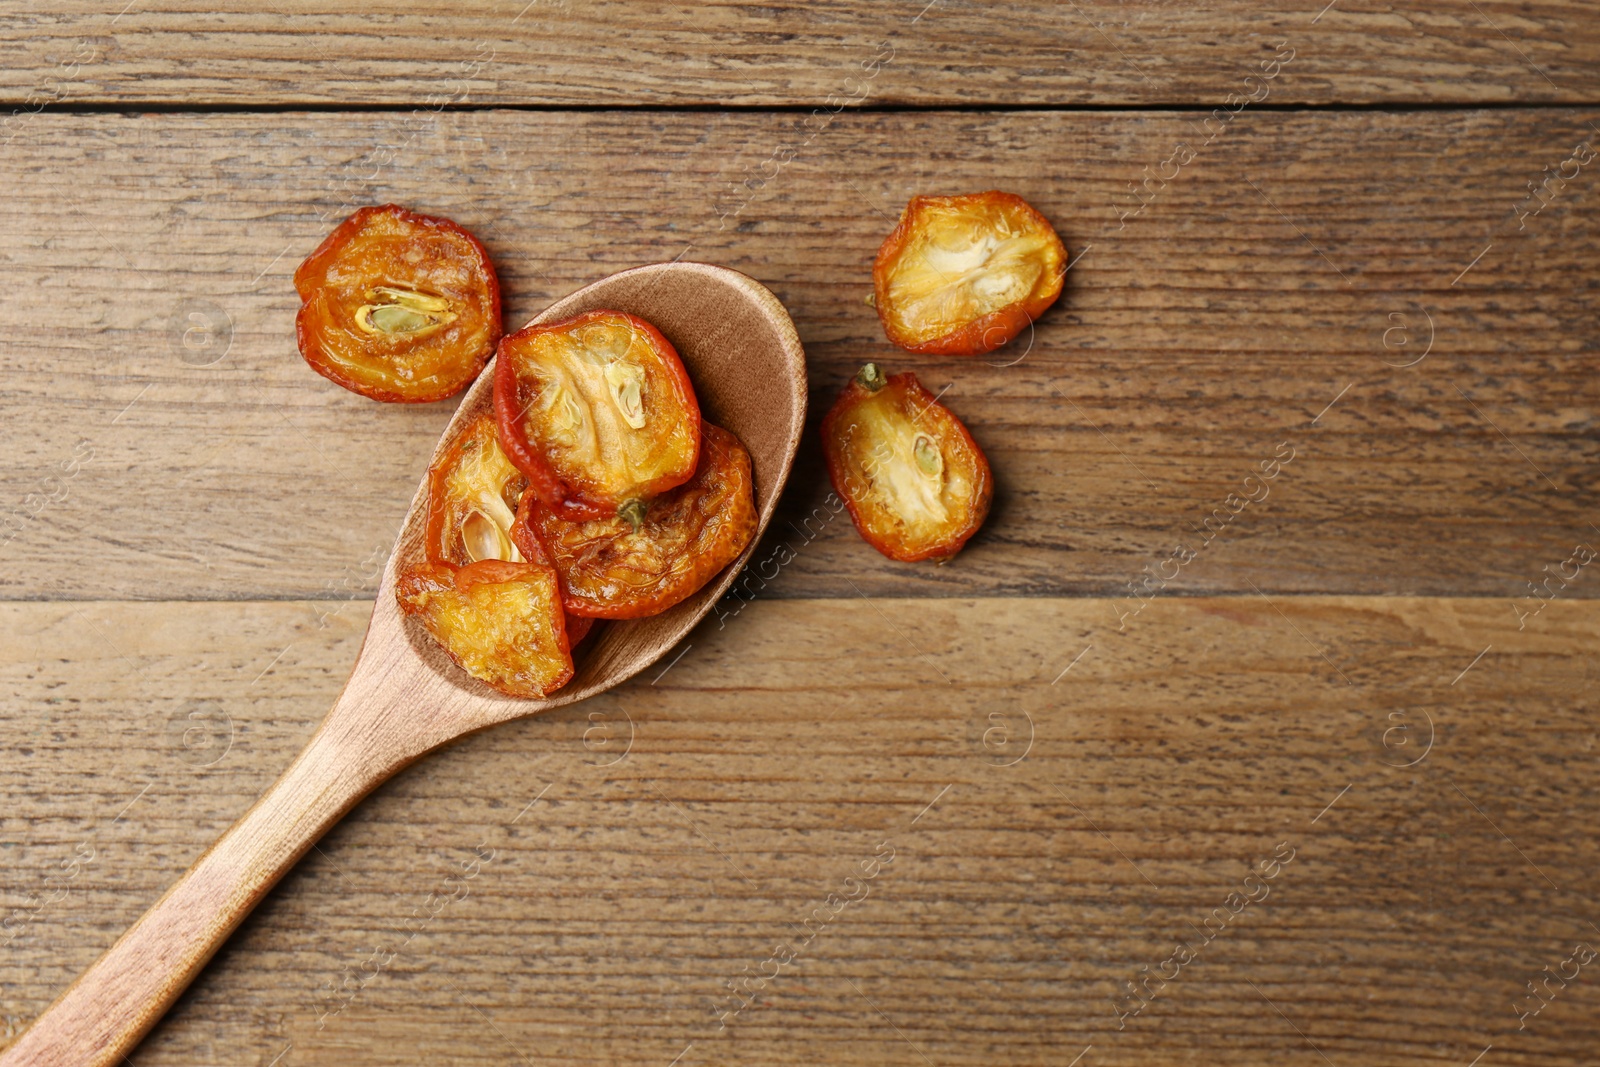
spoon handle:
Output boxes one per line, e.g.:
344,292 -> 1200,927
0,716 -> 389,1067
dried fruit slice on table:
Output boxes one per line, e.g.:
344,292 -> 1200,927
822,363 -> 992,563
494,309 -> 701,525
512,423 -> 757,619
295,204 -> 502,403
397,560 -> 574,698
873,191 -> 1067,356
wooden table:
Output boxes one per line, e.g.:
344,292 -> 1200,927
3,4 -> 1599,1064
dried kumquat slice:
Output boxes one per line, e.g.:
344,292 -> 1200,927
421,413 -> 601,653
396,560 -> 574,698
822,363 -> 992,563
494,309 -> 701,525
295,204 -> 502,402
512,423 -> 756,619
873,191 -> 1066,356
503,498 -> 598,648
423,414 -> 529,566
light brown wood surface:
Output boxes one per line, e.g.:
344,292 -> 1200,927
2,109 -> 1598,602
4,3 -> 1599,1063
0,262 -> 808,1065
2,1 -> 1598,106
3,595 -> 1598,1065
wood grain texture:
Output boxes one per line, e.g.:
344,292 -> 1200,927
5,6 -> 1594,1064
1,109 -> 1597,602
1,1 -> 1598,108
0,261 -> 809,1065
2,595 -> 1597,1064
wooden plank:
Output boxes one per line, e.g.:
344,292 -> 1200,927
1,108 -> 1598,602
2,595 -> 1596,1064
2,2 -> 1598,109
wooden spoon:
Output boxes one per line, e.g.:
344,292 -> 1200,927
1,261 -> 808,1067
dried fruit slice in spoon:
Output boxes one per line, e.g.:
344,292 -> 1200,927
396,560 -> 574,698
414,412 -> 596,670
295,204 -> 502,402
494,309 -> 701,525
512,423 -> 756,619
873,190 -> 1066,356
423,414 -> 529,566
822,363 -> 992,563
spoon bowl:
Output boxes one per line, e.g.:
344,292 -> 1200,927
394,261 -> 807,711
1,261 -> 807,1067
